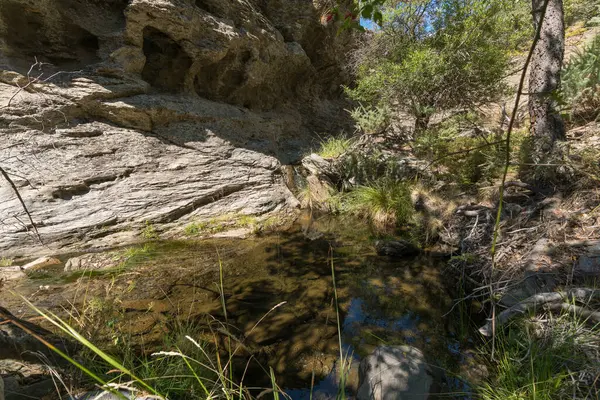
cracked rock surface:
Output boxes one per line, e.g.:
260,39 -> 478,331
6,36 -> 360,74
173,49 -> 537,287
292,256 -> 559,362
0,0 -> 353,256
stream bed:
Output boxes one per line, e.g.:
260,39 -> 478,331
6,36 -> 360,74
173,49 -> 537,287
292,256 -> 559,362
3,216 -> 477,399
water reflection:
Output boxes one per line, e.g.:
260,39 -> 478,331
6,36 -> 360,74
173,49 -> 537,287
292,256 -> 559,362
4,216 -> 474,399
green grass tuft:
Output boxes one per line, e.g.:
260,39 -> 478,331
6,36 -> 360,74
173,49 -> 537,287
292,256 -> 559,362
316,136 -> 353,159
345,179 -> 414,229
478,311 -> 600,400
140,221 -> 159,240
0,257 -> 14,267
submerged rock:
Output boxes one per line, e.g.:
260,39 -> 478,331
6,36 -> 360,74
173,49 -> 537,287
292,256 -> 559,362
357,345 -> 432,400
64,253 -> 118,272
374,240 -> 421,257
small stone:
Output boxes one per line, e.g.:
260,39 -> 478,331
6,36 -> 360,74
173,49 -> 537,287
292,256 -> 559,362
64,257 -> 83,271
0,266 -> 26,281
574,254 -> 600,278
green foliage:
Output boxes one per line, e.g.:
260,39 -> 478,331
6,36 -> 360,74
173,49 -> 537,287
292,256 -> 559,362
118,244 -> 157,269
327,0 -> 385,30
346,0 -> 526,130
414,115 -> 508,187
119,322 -> 216,398
316,135 -> 353,158
345,178 -> 414,228
140,220 -> 159,240
337,148 -> 409,190
0,257 -> 13,267
184,215 -> 259,236
564,0 -> 600,25
348,104 -> 391,134
560,33 -> 600,122
478,314 -> 600,399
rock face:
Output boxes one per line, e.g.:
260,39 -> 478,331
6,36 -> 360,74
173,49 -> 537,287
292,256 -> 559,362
357,346 -> 432,400
0,0 -> 353,256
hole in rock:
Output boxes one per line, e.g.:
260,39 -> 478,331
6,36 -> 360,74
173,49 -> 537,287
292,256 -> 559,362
141,26 -> 192,92
0,1 -> 100,69
194,49 -> 252,106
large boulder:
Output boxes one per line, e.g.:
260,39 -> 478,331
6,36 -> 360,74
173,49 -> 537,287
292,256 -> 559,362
357,346 -> 432,400
0,0 -> 354,257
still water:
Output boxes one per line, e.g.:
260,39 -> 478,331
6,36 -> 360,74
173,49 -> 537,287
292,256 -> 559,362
5,216 -> 475,399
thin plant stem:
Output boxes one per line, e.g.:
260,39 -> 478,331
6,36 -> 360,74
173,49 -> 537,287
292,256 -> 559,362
488,0 -> 551,359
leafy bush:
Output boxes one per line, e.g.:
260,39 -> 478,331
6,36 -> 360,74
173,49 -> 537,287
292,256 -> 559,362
348,104 -> 391,134
345,179 -> 414,228
560,33 -> 600,122
564,0 -> 600,25
414,115 -> 508,187
345,0 -> 525,133
337,149 -> 408,190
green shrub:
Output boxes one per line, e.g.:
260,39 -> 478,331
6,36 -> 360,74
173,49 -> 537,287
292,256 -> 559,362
345,0 -> 523,133
348,104 -> 391,134
564,0 -> 599,25
560,34 -> 600,122
414,116 -> 507,187
345,179 -> 414,228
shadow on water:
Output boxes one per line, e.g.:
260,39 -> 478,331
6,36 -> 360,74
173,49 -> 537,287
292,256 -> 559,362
5,215 -> 476,399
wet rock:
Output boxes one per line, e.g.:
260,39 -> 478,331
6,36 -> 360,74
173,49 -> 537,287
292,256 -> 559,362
374,240 -> 421,257
64,253 -> 117,272
357,345 -> 432,400
301,175 -> 337,211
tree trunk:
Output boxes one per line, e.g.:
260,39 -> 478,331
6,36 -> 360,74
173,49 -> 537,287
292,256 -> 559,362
528,0 -> 566,161
414,113 -> 430,137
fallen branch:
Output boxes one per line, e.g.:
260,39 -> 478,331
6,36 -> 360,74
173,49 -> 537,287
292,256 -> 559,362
545,303 -> 600,323
0,164 -> 41,243
0,306 -> 76,363
479,288 -> 600,336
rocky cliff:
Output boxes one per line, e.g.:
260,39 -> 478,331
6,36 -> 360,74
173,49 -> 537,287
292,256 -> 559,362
0,0 -> 353,256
